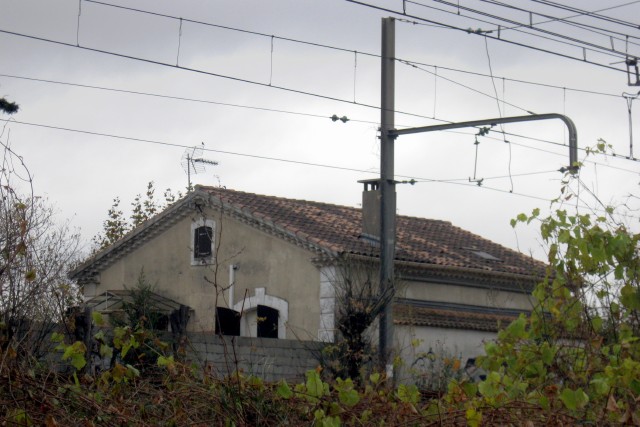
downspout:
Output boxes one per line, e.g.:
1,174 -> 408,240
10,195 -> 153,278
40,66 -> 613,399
229,264 -> 237,308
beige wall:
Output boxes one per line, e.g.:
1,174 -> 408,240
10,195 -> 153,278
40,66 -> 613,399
400,279 -> 534,311
92,206 -> 322,336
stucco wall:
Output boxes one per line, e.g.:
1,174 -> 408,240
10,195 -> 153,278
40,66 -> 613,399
399,279 -> 534,311
394,324 -> 494,385
92,206 -> 322,337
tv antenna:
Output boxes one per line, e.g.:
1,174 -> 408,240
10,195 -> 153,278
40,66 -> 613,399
181,143 -> 218,191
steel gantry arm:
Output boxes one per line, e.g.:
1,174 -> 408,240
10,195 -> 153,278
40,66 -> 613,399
389,113 -> 579,171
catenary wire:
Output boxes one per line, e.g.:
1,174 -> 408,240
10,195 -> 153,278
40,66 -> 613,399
527,0 -> 640,30
70,0 -> 637,97
2,64 -> 638,172
2,117 -> 638,219
0,31 -> 600,158
405,0 -> 637,60
0,73 -> 378,125
345,0 -> 630,74
478,0 -> 640,44
0,116 -> 559,184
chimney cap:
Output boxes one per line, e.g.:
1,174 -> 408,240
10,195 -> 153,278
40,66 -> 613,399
358,178 -> 380,191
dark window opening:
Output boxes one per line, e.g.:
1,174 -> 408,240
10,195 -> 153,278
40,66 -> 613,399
257,305 -> 278,339
194,225 -> 213,259
215,307 -> 240,336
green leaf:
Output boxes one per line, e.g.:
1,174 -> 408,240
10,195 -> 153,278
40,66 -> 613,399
620,285 -> 640,310
276,380 -> 292,399
99,343 -> 113,359
338,388 -> 360,407
305,370 -> 325,398
466,407 -> 482,427
61,341 -> 87,371
560,387 -> 589,411
91,311 -> 105,326
397,383 -> 419,404
369,372 -> 380,384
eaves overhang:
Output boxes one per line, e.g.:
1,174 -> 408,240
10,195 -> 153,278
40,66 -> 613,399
327,253 -> 545,293
69,188 -> 337,283
69,191 -> 208,283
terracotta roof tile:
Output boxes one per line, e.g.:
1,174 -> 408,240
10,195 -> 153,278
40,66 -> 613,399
394,303 -> 519,332
200,186 -> 547,280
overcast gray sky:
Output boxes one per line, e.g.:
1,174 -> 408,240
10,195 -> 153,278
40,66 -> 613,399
1,0 -> 639,259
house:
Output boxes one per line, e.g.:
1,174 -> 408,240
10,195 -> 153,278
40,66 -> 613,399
70,183 -> 547,370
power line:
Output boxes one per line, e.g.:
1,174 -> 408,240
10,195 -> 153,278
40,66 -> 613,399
345,0 -> 629,74
393,57 -> 618,98
0,72 -> 377,125
527,0 -> 640,31
0,29 -> 601,156
479,0 -> 640,45
84,0 -> 380,59
82,0 -> 634,97
2,117 -> 638,207
409,0 -> 636,59
0,28 -> 437,123
398,59 -> 535,115
3,118 -> 638,220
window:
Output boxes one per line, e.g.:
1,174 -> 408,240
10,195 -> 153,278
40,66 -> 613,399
194,225 -> 213,258
191,219 -> 215,265
215,307 -> 240,336
257,305 -> 278,338
233,287 -> 288,339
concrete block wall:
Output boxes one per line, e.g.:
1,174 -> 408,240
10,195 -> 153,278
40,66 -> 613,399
180,333 -> 325,383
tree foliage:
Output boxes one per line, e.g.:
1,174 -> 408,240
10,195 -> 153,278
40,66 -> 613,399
92,182 -> 182,250
443,175 -> 640,424
0,103 -> 81,359
0,97 -> 18,115
321,257 -> 394,383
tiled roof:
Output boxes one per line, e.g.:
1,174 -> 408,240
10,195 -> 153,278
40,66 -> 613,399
201,186 -> 547,282
70,185 -> 548,288
393,302 -> 520,332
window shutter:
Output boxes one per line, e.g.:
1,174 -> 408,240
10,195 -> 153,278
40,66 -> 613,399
194,226 -> 213,258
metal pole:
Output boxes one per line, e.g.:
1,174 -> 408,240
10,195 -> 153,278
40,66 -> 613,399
379,17 -> 396,375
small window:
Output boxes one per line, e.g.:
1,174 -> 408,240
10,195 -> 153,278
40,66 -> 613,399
215,307 -> 240,336
257,305 -> 278,339
194,225 -> 213,259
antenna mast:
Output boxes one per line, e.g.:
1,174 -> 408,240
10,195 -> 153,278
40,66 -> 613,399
181,144 -> 218,191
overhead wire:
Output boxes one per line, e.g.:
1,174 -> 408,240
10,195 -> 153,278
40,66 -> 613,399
3,67 -> 639,174
527,0 -> 640,30
3,4 -> 639,170
0,30 -> 600,160
84,0 -> 380,59
397,59 -> 535,114
477,0 -> 640,45
406,0 -> 637,59
345,0 -> 630,74
70,0 -> 639,97
0,116 -> 606,211
0,28 -> 438,124
0,73 -> 379,124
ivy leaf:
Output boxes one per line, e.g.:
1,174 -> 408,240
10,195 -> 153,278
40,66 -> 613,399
91,311 -> 105,327
305,370 -> 325,398
397,384 -> 419,404
466,408 -> 482,427
620,285 -> 640,310
276,380 -> 292,399
339,388 -> 360,407
560,387 -> 589,411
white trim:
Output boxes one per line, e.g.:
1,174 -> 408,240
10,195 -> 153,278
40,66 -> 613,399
233,287 -> 288,339
318,267 -> 336,342
190,218 -> 215,266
